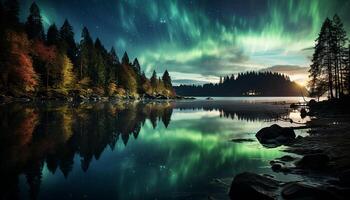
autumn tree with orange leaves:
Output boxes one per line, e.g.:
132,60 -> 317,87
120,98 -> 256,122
4,31 -> 38,94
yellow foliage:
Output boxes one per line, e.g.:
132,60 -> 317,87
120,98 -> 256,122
108,82 -> 118,96
61,54 -> 75,88
115,87 -> 126,97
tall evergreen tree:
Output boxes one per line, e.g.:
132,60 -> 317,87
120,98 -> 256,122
46,24 -> 59,46
133,58 -> 141,75
162,70 -> 172,88
150,70 -> 157,89
78,27 -> 93,80
94,38 -> 108,87
25,2 -> 45,41
122,51 -> 130,65
108,47 -> 119,84
60,19 -> 77,65
332,14 -> 348,96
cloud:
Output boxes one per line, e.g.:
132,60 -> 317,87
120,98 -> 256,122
261,65 -> 309,74
261,65 -> 309,85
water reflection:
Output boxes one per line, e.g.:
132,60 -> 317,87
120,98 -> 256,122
0,100 -> 290,200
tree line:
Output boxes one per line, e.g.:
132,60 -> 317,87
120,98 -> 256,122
308,14 -> 350,99
0,1 -> 175,99
174,71 -> 306,96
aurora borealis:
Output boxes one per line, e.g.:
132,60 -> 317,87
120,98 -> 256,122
20,0 -> 350,86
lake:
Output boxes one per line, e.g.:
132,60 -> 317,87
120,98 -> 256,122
0,97 -> 309,200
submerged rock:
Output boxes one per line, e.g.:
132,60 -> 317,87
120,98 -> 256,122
282,182 -> 339,200
229,172 -> 279,200
256,124 -> 296,147
231,138 -> 255,143
270,160 -> 291,173
296,153 -> 330,170
278,155 -> 296,162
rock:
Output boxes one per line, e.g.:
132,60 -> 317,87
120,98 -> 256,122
270,160 -> 291,173
231,138 -> 255,143
296,153 -> 330,170
300,108 -> 307,118
278,155 -> 296,162
282,182 -> 339,200
308,99 -> 317,106
290,103 -> 297,109
271,163 -> 283,171
229,172 -> 279,200
256,124 -> 296,147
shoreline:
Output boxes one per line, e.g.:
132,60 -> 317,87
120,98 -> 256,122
229,99 -> 350,200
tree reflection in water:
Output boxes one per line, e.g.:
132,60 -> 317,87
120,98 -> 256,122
0,100 -> 288,200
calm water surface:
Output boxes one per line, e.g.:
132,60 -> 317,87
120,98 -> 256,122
0,97 -> 308,200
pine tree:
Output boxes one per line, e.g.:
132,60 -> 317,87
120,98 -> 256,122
25,2 -> 45,41
162,70 -> 174,96
309,16 -> 349,99
108,47 -> 119,84
60,19 -> 77,65
133,58 -> 141,75
94,38 -> 107,87
332,14 -> 348,96
46,24 -> 60,46
162,70 -> 173,89
78,27 -> 93,80
150,70 -> 157,90
122,51 -> 130,65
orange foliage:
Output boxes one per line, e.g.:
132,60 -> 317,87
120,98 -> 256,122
32,40 -> 57,63
15,53 -> 38,91
6,31 -> 38,92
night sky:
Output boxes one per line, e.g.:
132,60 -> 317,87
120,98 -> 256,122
19,0 -> 350,85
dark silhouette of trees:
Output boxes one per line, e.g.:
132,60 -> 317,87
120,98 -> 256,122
121,51 -> 130,65
308,15 -> 349,99
25,2 -> 45,41
175,71 -> 305,96
59,19 -> 77,65
78,26 -> 94,80
3,0 -> 20,29
46,24 -> 60,46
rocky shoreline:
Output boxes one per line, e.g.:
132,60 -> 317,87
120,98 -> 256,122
229,99 -> 350,200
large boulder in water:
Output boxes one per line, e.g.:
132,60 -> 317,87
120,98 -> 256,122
256,124 -> 296,147
229,172 -> 280,200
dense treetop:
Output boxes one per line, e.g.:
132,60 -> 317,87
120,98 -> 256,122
0,0 -> 175,99
308,15 -> 350,99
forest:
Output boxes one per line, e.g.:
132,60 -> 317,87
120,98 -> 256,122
308,15 -> 350,100
0,1 -> 175,100
174,71 -> 307,96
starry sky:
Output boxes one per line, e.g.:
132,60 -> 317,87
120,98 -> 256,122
19,0 -> 350,86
